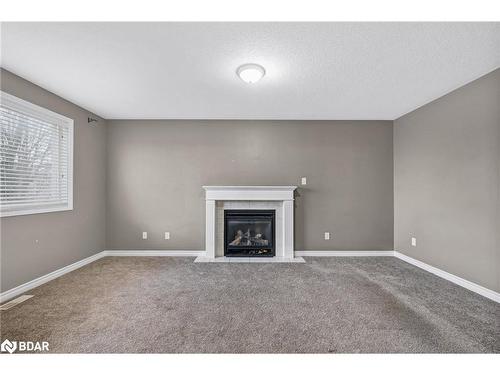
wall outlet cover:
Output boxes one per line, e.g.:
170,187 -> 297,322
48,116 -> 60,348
165,232 -> 170,240
301,177 -> 307,185
411,237 -> 417,247
142,231 -> 148,240
324,232 -> 330,240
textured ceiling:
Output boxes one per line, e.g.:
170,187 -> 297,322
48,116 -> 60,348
1,22 -> 499,120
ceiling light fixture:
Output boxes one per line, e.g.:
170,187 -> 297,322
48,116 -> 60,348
236,63 -> 266,84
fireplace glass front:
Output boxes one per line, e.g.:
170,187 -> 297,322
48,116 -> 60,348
224,210 -> 275,257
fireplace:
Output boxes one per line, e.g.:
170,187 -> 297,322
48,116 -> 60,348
224,210 -> 275,257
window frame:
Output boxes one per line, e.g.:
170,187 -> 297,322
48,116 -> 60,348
0,91 -> 74,217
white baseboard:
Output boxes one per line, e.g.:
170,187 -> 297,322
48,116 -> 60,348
0,251 -> 106,303
104,250 -> 205,257
295,250 -> 395,257
394,251 -> 500,303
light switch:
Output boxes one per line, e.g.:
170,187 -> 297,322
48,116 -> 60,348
165,232 -> 170,240
324,232 -> 330,240
142,231 -> 148,240
301,177 -> 307,185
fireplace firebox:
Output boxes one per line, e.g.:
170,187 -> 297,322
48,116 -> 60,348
224,210 -> 275,257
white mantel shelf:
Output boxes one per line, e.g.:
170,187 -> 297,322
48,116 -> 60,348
203,186 -> 297,201
202,186 -> 298,260
203,186 -> 297,190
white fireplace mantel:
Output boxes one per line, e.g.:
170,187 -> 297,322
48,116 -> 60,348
203,186 -> 297,259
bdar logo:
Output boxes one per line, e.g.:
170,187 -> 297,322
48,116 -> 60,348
0,339 -> 49,353
1,339 -> 17,354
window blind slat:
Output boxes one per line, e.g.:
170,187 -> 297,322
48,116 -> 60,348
1,192 -> 68,197
1,172 -> 63,178
0,147 -> 67,157
1,172 -> 65,178
0,159 -> 69,167
0,133 -> 63,146
0,186 -> 66,195
0,121 -> 62,137
1,198 -> 69,206
0,179 -> 62,185
0,165 -> 68,173
1,193 -> 68,198
1,200 -> 69,204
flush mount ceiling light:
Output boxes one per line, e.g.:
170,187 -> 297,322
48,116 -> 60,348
236,63 -> 266,84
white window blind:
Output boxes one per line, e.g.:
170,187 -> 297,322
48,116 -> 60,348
0,91 -> 73,217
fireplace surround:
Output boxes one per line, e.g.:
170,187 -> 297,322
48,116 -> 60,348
202,186 -> 298,260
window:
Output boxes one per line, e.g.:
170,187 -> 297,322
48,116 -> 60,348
0,91 -> 73,217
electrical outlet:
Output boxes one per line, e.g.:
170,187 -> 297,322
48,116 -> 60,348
411,237 -> 417,247
324,232 -> 330,240
142,231 -> 148,240
301,177 -> 307,185
164,232 -> 170,240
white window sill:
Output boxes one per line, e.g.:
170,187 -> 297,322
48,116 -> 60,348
0,205 -> 73,218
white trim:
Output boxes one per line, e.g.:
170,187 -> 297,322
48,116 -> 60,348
104,250 -> 205,257
0,205 -> 74,218
203,186 -> 297,191
295,250 -> 395,257
203,185 -> 296,201
205,200 -> 216,258
0,251 -> 105,303
282,200 -> 295,259
394,251 -> 500,303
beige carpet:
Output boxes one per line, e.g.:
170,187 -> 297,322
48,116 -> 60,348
1,256 -> 499,353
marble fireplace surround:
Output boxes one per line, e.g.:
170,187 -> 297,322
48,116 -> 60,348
198,186 -> 304,262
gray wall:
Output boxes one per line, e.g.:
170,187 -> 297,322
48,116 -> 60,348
106,120 -> 394,251
394,68 -> 500,293
0,69 -> 107,292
